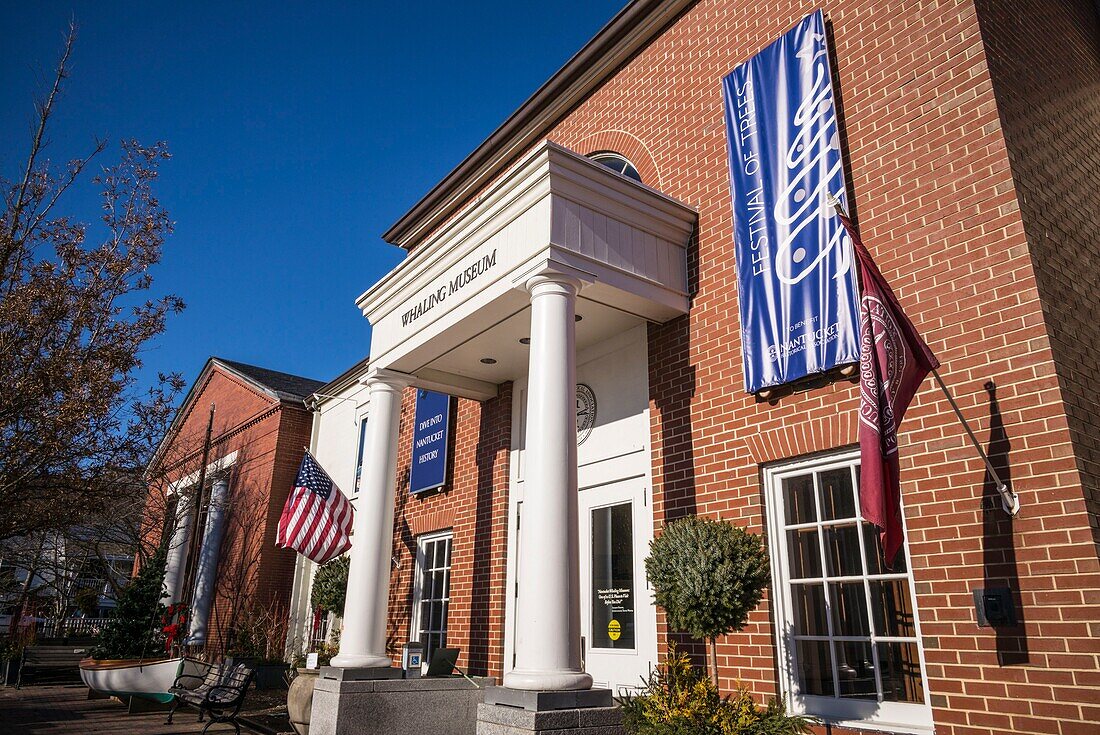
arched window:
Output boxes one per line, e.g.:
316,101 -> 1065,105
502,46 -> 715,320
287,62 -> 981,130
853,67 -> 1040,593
588,151 -> 642,183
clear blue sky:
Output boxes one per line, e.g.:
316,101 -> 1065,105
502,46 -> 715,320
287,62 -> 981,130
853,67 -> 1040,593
1,1 -> 625,396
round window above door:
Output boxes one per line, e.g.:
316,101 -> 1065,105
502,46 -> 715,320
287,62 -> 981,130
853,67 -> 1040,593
588,152 -> 643,183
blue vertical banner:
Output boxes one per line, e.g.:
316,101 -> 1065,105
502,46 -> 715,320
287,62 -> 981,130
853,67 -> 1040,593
722,10 -> 861,395
409,389 -> 452,494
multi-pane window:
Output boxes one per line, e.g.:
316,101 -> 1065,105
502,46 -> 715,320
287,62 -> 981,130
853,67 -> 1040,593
354,418 -> 368,492
765,451 -> 932,734
412,531 -> 452,664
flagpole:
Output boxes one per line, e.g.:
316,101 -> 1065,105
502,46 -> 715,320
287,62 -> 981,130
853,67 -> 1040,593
929,369 -> 1019,515
827,193 -> 1020,517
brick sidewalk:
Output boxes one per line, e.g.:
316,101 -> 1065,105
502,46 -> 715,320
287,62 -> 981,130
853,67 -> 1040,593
0,684 -> 232,735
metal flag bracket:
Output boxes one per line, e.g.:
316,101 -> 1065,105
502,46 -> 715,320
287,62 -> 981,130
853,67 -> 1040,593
827,192 -> 1021,517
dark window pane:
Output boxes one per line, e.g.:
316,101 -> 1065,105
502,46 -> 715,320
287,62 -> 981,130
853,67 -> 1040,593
796,640 -> 834,696
879,642 -> 925,703
820,467 -> 856,521
784,475 -> 816,525
791,583 -> 827,636
420,569 -> 433,598
824,524 -> 862,577
420,601 -> 432,632
434,540 -> 449,568
432,570 -> 446,599
443,569 -> 450,599
590,503 -> 636,649
836,641 -> 876,699
829,582 -> 870,637
870,579 -> 916,638
863,522 -> 907,574
431,601 -> 444,629
439,602 -> 448,634
787,528 -> 821,578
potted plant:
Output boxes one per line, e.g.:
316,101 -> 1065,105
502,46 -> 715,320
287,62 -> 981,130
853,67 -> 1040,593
287,632 -> 339,735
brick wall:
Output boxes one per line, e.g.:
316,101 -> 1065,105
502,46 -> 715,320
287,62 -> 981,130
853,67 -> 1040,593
547,1 -> 1100,732
383,0 -> 1100,732
384,383 -> 513,677
975,0 -> 1100,547
150,366 -> 313,657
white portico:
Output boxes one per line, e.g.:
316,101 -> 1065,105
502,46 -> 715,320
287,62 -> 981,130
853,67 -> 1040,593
332,141 -> 695,692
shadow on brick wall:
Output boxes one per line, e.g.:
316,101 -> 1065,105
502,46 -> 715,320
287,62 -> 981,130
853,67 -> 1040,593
981,380 -> 1029,665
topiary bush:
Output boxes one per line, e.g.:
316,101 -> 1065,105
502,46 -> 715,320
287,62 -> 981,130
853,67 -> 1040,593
619,647 -> 814,735
645,516 -> 770,685
310,555 -> 349,616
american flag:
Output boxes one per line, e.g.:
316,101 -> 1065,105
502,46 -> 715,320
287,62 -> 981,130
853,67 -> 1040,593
276,452 -> 353,565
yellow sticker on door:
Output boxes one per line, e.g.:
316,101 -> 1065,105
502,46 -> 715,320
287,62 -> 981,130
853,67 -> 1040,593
608,619 -> 621,641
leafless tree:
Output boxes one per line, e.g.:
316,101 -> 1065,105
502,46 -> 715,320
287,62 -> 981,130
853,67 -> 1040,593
0,23 -> 185,542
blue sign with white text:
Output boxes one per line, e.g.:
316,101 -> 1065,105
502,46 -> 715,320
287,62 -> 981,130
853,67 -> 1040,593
722,10 -> 861,394
409,390 -> 451,494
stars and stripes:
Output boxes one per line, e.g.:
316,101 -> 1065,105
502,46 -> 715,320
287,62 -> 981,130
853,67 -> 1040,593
276,452 -> 353,564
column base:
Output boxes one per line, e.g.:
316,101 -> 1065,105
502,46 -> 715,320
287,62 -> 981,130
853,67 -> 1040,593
310,674 -> 496,735
319,665 -> 404,681
503,669 -> 593,692
484,686 -> 612,711
476,692 -> 622,735
329,652 -> 392,669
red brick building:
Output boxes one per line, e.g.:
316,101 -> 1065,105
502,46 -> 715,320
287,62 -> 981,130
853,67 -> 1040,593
305,2 -> 1100,734
149,358 -> 321,656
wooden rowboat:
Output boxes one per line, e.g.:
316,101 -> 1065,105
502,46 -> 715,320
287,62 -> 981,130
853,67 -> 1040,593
79,656 -> 206,703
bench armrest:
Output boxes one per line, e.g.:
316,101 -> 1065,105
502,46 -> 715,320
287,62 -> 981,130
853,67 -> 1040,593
205,684 -> 246,704
172,673 -> 207,688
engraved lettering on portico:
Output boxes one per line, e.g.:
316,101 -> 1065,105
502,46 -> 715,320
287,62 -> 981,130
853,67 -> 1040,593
400,248 -> 498,328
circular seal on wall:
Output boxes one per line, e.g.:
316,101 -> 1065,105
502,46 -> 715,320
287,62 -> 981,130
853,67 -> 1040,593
576,383 -> 596,444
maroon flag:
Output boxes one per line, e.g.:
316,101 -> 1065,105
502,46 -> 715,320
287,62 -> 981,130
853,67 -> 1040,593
839,214 -> 939,566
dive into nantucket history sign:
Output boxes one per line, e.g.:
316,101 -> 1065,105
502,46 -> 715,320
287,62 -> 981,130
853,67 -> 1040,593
722,10 -> 861,394
409,389 -> 452,494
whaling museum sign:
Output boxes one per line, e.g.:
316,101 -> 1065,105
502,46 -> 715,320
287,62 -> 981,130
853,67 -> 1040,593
401,248 -> 499,328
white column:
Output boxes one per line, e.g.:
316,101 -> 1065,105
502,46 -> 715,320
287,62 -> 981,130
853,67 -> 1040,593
186,476 -> 230,645
331,373 -> 408,669
162,490 -> 193,604
505,273 -> 593,691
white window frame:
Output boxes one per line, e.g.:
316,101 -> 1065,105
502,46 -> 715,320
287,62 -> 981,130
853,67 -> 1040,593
764,449 -> 933,735
410,530 -> 453,662
354,417 -> 368,493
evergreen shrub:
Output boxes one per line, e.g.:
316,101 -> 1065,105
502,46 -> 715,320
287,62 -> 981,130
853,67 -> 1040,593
90,545 -> 168,659
310,556 -> 349,616
620,647 -> 815,735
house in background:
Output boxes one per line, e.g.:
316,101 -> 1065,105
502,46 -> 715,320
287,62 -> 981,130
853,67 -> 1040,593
146,357 -> 322,657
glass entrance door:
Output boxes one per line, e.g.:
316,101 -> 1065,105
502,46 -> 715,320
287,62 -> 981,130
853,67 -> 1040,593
579,478 -> 655,693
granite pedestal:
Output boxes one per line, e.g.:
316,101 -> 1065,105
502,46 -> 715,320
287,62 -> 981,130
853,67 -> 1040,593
475,687 -> 623,735
310,667 -> 496,735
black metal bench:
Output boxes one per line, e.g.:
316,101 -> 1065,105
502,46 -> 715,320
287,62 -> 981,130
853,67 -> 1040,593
167,662 -> 255,735
17,643 -> 89,688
